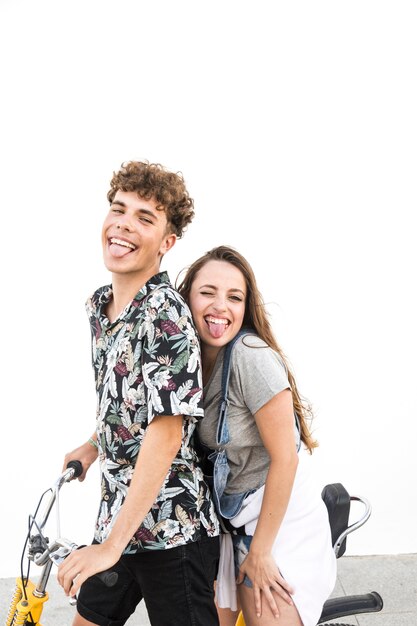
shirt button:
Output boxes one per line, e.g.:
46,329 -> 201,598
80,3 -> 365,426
106,330 -> 112,336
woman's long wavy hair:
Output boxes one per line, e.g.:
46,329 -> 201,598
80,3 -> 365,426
178,245 -> 318,453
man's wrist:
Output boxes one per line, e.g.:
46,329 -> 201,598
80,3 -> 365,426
105,536 -> 127,558
88,437 -> 98,450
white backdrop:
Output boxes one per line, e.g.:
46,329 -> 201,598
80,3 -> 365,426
0,1 -> 416,578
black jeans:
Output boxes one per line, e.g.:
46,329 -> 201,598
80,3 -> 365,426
77,535 -> 220,626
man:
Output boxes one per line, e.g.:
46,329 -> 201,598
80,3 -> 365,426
58,161 -> 220,626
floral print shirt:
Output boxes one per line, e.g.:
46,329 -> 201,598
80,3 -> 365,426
86,271 -> 219,553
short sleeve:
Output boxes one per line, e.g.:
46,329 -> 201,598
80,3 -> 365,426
232,336 -> 290,416
140,288 -> 204,423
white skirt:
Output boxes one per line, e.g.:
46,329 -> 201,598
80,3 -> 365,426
216,454 -> 337,626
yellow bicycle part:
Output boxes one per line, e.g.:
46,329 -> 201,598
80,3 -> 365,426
5,577 -> 48,626
235,611 -> 245,626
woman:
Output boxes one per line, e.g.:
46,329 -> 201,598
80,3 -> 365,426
178,246 -> 336,626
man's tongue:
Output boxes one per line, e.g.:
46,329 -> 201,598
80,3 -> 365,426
207,320 -> 228,338
109,243 -> 133,258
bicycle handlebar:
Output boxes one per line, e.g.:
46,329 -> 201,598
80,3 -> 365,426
66,460 -> 83,479
30,461 -> 118,591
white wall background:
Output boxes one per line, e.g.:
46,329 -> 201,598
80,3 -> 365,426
0,0 -> 416,578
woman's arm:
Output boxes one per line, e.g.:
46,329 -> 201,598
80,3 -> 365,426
237,388 -> 298,618
57,414 -> 183,596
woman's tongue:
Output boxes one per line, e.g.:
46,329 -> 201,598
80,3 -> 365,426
207,319 -> 228,338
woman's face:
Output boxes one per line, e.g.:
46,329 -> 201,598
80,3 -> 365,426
189,260 -> 247,349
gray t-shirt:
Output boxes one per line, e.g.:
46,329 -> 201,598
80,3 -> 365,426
199,334 -> 297,494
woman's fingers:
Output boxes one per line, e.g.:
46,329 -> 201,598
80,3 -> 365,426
239,555 -> 295,617
253,585 -> 263,618
274,575 -> 294,600
261,585 -> 281,619
252,582 -> 294,618
271,578 -> 294,603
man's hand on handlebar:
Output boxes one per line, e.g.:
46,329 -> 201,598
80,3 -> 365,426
57,542 -> 121,597
62,438 -> 98,482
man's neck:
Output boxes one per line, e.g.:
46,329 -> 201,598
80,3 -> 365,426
201,344 -> 221,387
107,269 -> 161,323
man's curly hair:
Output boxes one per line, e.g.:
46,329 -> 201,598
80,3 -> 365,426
107,161 -> 195,238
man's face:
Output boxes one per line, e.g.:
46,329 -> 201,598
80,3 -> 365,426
101,190 -> 176,280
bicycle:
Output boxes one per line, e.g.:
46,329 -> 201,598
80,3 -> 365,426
235,482 -> 384,626
4,461 -> 117,626
4,465 -> 383,626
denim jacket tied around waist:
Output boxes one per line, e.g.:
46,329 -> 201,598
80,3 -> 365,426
208,393 -> 301,520
206,330 -> 302,521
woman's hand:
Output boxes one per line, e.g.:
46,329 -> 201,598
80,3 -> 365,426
237,550 -> 294,619
62,439 -> 98,481
57,542 -> 121,597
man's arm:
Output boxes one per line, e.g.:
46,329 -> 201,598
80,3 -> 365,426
57,414 -> 183,596
62,433 -> 98,482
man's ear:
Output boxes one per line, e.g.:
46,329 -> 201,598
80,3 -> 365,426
159,232 -> 177,257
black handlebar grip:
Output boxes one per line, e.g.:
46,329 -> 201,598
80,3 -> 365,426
66,460 -> 83,479
96,570 -> 119,587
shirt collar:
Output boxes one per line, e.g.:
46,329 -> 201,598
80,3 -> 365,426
90,271 -> 171,327
131,270 -> 171,307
